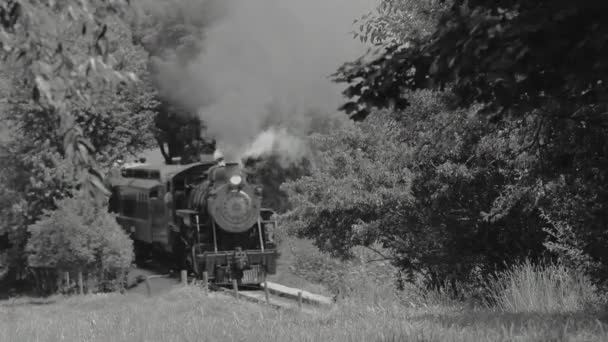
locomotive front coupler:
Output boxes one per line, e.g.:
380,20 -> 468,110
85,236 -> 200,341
232,247 -> 249,271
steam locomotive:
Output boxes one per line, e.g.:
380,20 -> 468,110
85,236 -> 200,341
107,155 -> 278,285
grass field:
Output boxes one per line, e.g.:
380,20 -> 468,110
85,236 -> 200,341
267,237 -> 333,296
2,240 -> 607,342
0,248 -> 608,342
1,285 -> 606,342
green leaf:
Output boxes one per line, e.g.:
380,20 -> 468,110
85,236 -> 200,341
88,168 -> 110,196
34,76 -> 53,104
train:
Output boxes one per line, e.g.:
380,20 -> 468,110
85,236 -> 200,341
107,154 -> 278,286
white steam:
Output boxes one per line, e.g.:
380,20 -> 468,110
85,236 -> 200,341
244,127 -> 308,161
152,0 -> 377,162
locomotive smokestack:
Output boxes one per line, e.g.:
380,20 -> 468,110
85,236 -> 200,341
224,162 -> 240,178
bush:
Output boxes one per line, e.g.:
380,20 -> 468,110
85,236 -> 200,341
285,238 -> 408,305
485,261 -> 601,313
25,193 -> 133,293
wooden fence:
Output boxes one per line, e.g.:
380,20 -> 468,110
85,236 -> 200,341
31,268 -> 304,310
29,267 -> 127,296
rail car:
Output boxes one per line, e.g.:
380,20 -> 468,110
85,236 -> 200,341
107,156 -> 278,285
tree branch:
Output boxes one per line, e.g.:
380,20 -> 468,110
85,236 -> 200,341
363,245 -> 393,261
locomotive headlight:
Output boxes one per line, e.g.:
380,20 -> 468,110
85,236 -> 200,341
229,175 -> 243,186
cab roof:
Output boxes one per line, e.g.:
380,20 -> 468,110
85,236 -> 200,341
109,158 -> 216,188
122,162 -> 210,182
109,177 -> 162,190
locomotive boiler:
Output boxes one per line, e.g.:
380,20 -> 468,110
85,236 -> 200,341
107,156 -> 278,286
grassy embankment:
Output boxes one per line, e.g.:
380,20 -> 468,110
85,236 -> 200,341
2,240 -> 607,342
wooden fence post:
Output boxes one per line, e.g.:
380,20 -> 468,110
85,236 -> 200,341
202,272 -> 209,295
298,291 -> 303,309
181,270 -> 187,286
64,272 -> 70,290
78,271 -> 83,295
145,277 -> 152,297
232,279 -> 239,300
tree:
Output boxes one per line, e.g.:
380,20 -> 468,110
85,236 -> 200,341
26,194 -> 133,293
332,0 -> 608,284
353,0 -> 448,45
282,116 -> 414,259
134,0 -> 219,164
338,0 -> 608,118
153,101 -> 215,164
244,155 -> 312,213
282,90 -> 550,291
0,0 -> 140,195
0,1 -> 155,283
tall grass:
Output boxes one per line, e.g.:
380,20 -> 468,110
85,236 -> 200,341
4,239 -> 605,341
2,285 -> 607,342
275,236 -> 604,316
485,260 -> 600,313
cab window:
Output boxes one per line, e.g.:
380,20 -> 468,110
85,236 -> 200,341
137,193 -> 149,219
122,194 -> 136,217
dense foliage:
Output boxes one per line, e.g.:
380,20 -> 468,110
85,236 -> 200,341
134,0 -> 218,163
283,91 -> 548,290
0,1 -> 221,292
304,0 -> 608,288
1,0 -> 605,299
338,0 -> 608,121
0,1 -> 155,285
26,195 -> 133,291
0,0 -> 141,194
153,102 -> 215,164
285,0 -> 608,291
352,0 -> 447,45
283,116 -> 413,258
244,155 -> 312,213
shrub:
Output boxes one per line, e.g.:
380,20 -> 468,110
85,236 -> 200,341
286,238 -> 408,305
485,261 -> 600,313
25,193 -> 133,293
541,211 -> 601,279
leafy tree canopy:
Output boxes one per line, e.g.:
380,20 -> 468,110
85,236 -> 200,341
25,193 -> 133,293
0,0 -> 155,280
353,0 -> 448,45
329,0 -> 608,285
0,0 -> 141,195
282,115 -> 414,259
336,0 -> 608,121
133,0 -> 219,164
283,90 -> 552,290
153,101 -> 215,165
26,193 -> 133,272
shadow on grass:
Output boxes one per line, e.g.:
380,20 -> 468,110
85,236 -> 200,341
0,297 -> 58,307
